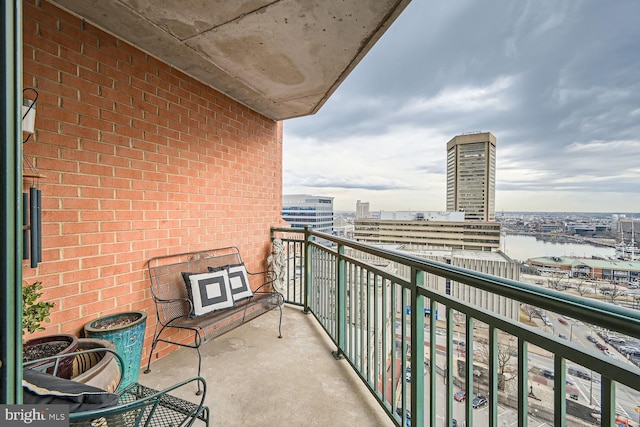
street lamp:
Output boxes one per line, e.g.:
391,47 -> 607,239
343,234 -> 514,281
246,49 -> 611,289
570,324 -> 575,341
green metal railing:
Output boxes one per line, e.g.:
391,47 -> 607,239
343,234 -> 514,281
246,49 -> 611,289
271,227 -> 640,427
2,0 -> 24,404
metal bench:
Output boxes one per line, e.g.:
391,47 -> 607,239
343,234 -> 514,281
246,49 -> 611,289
144,247 -> 283,394
23,348 -> 209,427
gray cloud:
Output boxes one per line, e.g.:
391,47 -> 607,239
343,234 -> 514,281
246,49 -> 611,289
283,0 -> 640,212
285,173 -> 414,192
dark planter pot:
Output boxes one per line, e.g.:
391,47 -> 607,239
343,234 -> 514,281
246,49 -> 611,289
84,311 -> 147,390
72,338 -> 122,393
23,334 -> 79,379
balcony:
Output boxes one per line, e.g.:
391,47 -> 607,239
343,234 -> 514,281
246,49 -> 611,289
142,227 -> 640,426
141,305 -> 392,426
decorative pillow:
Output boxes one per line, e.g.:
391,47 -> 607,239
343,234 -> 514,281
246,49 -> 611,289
23,368 -> 119,412
210,264 -> 253,301
181,271 -> 234,317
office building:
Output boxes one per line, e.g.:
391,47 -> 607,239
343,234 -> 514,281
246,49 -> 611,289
446,132 -> 497,221
354,216 -> 501,251
333,216 -> 354,239
373,211 -> 465,221
356,200 -> 371,219
282,194 -> 334,234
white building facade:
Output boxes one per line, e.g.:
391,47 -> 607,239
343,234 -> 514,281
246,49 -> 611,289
356,200 -> 371,219
282,194 -> 334,234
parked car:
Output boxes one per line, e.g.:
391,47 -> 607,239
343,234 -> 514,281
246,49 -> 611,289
454,390 -> 466,402
604,350 -> 617,358
587,335 -> 597,343
543,369 -> 554,379
596,343 -> 608,351
472,395 -> 488,408
558,318 -> 568,325
559,334 -> 568,340
575,370 -> 591,380
396,408 -> 411,427
570,392 -> 579,400
544,319 -> 553,326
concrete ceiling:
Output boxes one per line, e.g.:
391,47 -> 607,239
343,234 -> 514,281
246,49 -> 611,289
49,0 -> 411,121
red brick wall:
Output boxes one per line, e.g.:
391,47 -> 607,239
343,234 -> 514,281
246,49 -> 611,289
21,0 -> 283,362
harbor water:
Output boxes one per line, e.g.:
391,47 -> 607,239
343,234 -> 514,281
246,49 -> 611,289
501,234 -> 616,262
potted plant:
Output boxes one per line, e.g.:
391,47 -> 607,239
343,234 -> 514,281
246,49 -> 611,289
22,281 -> 78,378
84,311 -> 147,389
72,338 -> 122,393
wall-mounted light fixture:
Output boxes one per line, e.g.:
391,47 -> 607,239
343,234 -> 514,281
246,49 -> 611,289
23,87 -> 38,142
22,99 -> 36,134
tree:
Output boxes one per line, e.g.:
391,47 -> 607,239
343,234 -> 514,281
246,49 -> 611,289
522,304 -> 543,322
546,273 -> 569,291
575,279 -> 591,296
608,284 -> 626,303
477,340 -> 518,391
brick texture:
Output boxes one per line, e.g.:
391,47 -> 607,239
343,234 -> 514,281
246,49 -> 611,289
21,0 -> 284,365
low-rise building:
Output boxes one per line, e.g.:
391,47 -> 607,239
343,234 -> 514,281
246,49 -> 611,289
527,256 -> 640,283
350,245 -> 520,321
354,216 -> 501,252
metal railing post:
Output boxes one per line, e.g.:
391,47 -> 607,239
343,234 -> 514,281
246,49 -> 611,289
488,326 -> 498,427
1,0 -> 24,404
465,316 -> 475,426
303,226 -> 311,314
553,356 -> 567,427
410,268 -> 425,427
333,243 -> 346,359
445,307 -> 454,427
518,339 -> 529,427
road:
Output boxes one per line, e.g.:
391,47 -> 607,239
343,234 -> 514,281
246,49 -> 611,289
395,308 -> 640,425
540,311 -> 640,420
403,369 -> 552,427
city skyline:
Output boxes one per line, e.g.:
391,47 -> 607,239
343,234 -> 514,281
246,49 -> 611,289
282,1 -> 640,213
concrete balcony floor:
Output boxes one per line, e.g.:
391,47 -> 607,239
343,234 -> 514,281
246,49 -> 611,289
140,305 -> 393,426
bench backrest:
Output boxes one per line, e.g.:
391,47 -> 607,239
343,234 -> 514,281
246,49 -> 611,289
147,247 -> 243,325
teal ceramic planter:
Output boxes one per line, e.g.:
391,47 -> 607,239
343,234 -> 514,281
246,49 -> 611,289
84,311 -> 147,390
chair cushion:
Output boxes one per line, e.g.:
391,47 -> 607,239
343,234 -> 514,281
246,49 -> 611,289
181,270 -> 235,317
23,368 -> 119,412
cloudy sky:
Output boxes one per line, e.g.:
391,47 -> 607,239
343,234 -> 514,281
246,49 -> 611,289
282,1 -> 640,213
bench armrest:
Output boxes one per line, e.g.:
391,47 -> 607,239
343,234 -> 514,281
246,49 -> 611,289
152,295 -> 190,305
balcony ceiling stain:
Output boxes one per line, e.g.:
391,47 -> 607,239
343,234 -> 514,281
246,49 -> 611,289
49,0 -> 411,121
